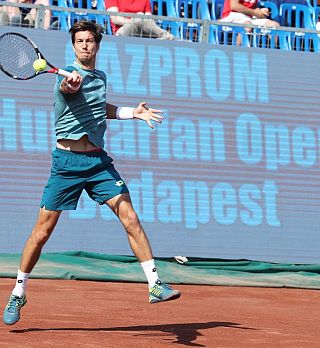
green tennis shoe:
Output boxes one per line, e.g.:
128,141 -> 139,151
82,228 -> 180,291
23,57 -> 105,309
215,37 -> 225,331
149,280 -> 181,304
3,294 -> 27,325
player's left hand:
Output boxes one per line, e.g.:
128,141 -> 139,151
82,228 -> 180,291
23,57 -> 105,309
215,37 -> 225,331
133,102 -> 163,129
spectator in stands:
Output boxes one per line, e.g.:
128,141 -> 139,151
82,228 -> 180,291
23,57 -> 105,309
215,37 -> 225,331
0,0 -> 51,29
220,0 -> 280,45
105,0 -> 176,39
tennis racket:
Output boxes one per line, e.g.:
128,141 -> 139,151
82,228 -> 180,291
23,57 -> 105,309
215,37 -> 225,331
0,32 -> 73,80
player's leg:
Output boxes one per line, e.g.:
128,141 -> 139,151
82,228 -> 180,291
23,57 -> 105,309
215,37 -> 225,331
3,146 -> 86,325
3,208 -> 61,325
107,193 -> 153,262
106,193 -> 181,304
19,208 -> 62,274
85,153 -> 181,303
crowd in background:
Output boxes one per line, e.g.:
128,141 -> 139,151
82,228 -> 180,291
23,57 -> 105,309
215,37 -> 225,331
0,0 -> 319,47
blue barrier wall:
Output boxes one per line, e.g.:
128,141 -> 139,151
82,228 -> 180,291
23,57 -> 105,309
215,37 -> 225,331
1,27 -> 320,263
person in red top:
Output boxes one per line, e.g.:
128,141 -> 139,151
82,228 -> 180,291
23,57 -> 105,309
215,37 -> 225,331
105,0 -> 176,39
221,0 -> 280,45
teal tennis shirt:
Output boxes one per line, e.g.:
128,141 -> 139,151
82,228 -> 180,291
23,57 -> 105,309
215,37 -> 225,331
54,62 -> 107,148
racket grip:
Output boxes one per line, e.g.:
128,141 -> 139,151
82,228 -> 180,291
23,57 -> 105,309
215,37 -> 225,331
57,69 -> 73,78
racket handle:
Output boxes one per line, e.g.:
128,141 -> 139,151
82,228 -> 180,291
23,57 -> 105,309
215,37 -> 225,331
56,69 -> 73,78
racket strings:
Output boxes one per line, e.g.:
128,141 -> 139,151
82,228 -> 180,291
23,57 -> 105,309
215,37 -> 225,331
0,33 -> 39,79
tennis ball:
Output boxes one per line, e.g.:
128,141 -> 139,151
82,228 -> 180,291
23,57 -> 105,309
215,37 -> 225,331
33,59 -> 47,72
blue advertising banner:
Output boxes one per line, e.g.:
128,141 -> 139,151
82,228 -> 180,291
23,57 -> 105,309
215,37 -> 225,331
1,27 -> 320,263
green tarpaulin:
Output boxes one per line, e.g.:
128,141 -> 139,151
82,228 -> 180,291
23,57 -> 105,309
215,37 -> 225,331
1,251 -> 320,289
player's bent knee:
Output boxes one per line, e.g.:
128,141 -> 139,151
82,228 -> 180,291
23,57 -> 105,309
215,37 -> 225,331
123,212 -> 141,232
30,228 -> 52,246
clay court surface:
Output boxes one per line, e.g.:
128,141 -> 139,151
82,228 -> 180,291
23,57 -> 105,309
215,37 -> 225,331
0,278 -> 319,348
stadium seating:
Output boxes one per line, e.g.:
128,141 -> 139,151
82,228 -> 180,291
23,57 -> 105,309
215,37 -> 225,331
50,0 -> 71,31
6,0 -> 320,52
150,0 -> 178,16
150,0 -> 182,37
68,0 -> 112,33
217,25 -> 250,47
290,30 -> 319,51
252,28 -> 291,50
50,0 -> 112,33
314,6 -> 320,27
258,0 -> 280,21
279,3 -> 315,28
177,0 -> 212,41
211,0 -> 225,20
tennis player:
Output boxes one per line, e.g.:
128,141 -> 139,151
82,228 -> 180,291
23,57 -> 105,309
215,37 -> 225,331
3,20 -> 181,326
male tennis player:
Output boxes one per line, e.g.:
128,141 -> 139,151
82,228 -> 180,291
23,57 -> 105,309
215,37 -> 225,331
3,20 -> 180,326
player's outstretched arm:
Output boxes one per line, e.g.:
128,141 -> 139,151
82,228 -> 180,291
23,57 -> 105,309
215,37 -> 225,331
106,103 -> 118,119
133,102 -> 163,129
106,102 -> 163,129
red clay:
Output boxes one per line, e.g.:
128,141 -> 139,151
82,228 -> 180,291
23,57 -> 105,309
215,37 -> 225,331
0,278 -> 319,347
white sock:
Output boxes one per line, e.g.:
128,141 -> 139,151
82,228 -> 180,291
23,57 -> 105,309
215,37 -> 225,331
140,259 -> 159,288
12,269 -> 30,297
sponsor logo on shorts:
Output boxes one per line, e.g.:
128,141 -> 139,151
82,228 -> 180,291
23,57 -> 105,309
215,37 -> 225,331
115,180 -> 124,186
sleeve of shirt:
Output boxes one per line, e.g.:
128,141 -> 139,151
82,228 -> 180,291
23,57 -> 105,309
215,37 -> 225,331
105,0 -> 118,9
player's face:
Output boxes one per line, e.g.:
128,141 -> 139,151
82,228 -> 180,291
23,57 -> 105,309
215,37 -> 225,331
73,31 -> 99,68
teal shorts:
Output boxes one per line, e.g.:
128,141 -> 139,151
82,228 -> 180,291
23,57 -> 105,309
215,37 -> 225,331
40,148 -> 129,211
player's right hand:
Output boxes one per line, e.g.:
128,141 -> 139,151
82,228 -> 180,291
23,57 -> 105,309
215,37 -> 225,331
66,70 -> 82,91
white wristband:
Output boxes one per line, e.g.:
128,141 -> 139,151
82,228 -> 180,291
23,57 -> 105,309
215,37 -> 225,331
116,107 -> 135,120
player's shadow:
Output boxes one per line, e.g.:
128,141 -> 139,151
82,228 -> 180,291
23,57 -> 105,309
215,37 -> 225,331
11,321 -> 257,347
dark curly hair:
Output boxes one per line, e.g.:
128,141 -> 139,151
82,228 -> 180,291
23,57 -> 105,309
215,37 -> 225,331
69,20 -> 104,44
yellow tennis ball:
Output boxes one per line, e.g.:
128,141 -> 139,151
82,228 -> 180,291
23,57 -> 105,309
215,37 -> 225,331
33,59 -> 47,72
